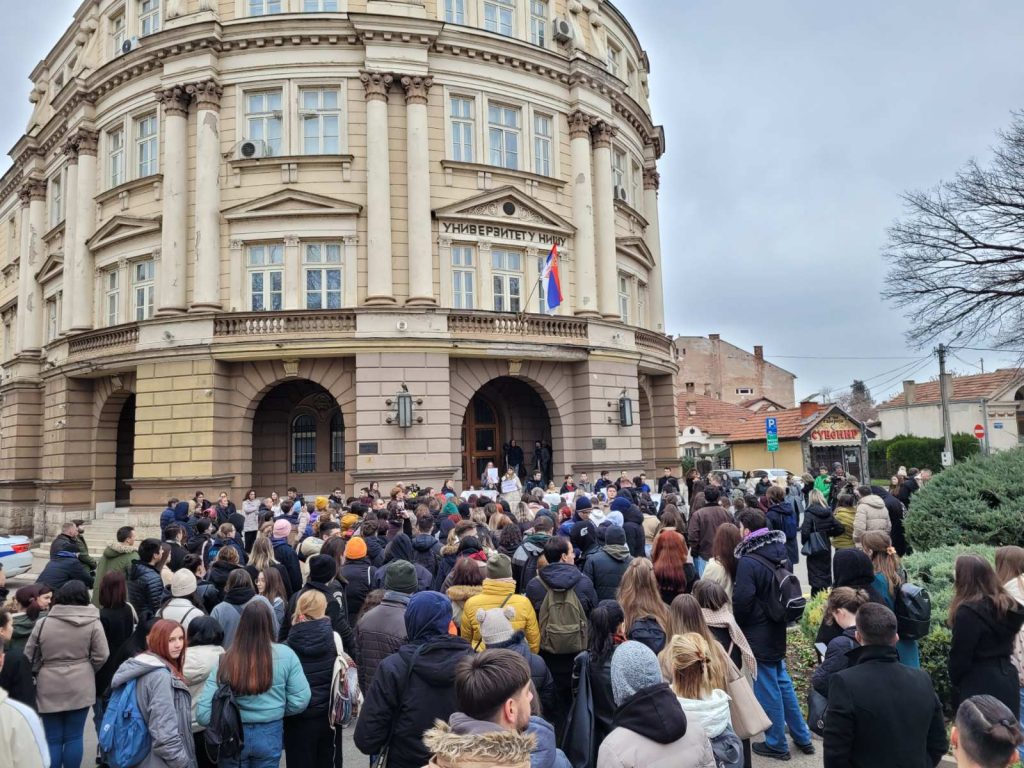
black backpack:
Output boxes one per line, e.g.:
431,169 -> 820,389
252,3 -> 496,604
750,553 -> 806,623
895,582 -> 932,640
204,682 -> 244,761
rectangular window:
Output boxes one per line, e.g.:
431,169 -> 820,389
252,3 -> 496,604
135,114 -> 158,177
247,244 -> 284,311
108,127 -> 125,187
246,91 -> 283,156
536,253 -> 546,313
492,249 -> 522,313
248,0 -> 282,14
49,174 -> 63,227
488,103 -> 520,170
736,387 -> 754,395
291,414 -> 316,473
638,282 -> 648,327
45,298 -> 58,342
133,260 -> 155,320
450,96 -> 475,162
533,113 -> 552,176
618,274 -> 631,324
451,246 -> 475,309
139,0 -> 160,36
111,10 -> 127,56
630,160 -> 642,207
607,42 -> 622,78
444,0 -> 465,23
529,0 -> 547,46
300,88 -> 340,155
484,0 -> 514,36
304,242 -> 343,310
303,0 -> 338,9
612,148 -> 627,194
104,270 -> 120,326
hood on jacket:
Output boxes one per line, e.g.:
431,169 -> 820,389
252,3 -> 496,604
522,535 -> 549,552
832,549 -> 876,590
602,544 -> 632,561
174,501 -> 191,520
103,541 -> 137,558
734,529 -> 787,562
538,563 -> 582,591
287,616 -> 335,656
423,716 -> 535,767
484,631 -> 530,659
805,504 -> 834,521
405,591 -> 454,642
386,533 -> 415,563
613,682 -> 688,745
622,505 -> 644,525
412,534 -> 439,554
526,716 -> 560,768
48,603 -> 100,628
609,496 -> 632,514
858,495 -> 886,512
676,688 -> 731,738
446,584 -> 483,604
224,586 -> 256,605
963,598 -> 1024,640
111,651 -> 172,689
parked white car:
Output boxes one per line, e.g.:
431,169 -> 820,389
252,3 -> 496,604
0,534 -> 32,578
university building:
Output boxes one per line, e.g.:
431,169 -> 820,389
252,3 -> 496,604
0,0 -> 677,536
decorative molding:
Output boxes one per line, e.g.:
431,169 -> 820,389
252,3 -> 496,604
155,86 -> 191,117
186,79 -> 223,111
399,75 -> 433,106
590,120 -> 618,149
74,128 -> 99,157
222,187 -> 362,221
642,167 -> 660,191
282,359 -> 300,378
18,179 -> 46,204
360,71 -> 393,102
229,239 -> 243,251
284,234 -> 300,246
342,235 -> 358,245
568,110 -> 594,140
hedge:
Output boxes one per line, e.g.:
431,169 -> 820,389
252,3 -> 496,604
868,433 -> 980,479
905,448 -> 1024,551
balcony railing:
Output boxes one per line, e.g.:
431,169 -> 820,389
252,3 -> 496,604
67,324 -> 139,355
213,310 -> 357,337
448,311 -> 589,341
634,328 -> 674,358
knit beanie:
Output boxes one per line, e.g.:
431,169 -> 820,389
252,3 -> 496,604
345,536 -> 368,560
384,559 -> 418,594
486,552 -> 513,580
315,496 -> 329,511
575,496 -> 593,513
273,519 -> 291,538
170,569 -> 197,598
477,606 -> 516,646
604,525 -> 627,546
611,640 -> 663,706
610,496 -> 632,513
308,554 -> 337,584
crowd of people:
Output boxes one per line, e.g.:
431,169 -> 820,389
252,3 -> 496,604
0,464 -> 1023,768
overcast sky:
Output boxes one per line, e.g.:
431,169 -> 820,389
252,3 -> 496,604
2,1 -> 1022,401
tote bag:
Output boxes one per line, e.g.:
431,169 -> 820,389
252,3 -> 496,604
725,657 -> 771,740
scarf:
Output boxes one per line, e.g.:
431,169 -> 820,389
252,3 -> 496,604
702,606 -> 758,679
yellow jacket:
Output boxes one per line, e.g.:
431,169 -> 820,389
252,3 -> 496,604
461,579 -> 541,653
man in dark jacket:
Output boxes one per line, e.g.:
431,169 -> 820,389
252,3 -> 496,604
279,554 -> 357,653
687,486 -> 734,575
409,513 -> 441,577
765,485 -> 800,567
569,517 -> 599,572
582,525 -> 632,601
823,603 -> 947,768
871,485 -> 909,556
355,560 -> 418,689
37,539 -> 94,591
733,509 -> 814,760
611,496 -> 646,558
354,591 -> 475,768
896,469 -> 920,507
127,538 -> 164,620
49,520 -> 97,575
657,468 -> 679,494
158,498 -> 180,532
270,519 -> 302,594
162,524 -> 189,572
512,517 -> 553,593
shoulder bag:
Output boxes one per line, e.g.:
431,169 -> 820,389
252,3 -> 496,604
801,531 -> 830,557
807,687 -> 828,737
562,652 -> 595,768
724,656 -> 771,740
371,645 -> 425,768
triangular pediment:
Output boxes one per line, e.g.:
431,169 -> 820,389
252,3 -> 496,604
434,186 -> 574,235
222,188 -> 362,220
88,215 -> 162,252
35,251 -> 63,285
616,236 -> 656,269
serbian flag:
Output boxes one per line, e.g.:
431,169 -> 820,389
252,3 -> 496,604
542,244 -> 563,314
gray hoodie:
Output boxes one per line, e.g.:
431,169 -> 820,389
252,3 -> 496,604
110,653 -> 197,768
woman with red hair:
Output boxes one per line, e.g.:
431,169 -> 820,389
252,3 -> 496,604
652,530 -> 699,605
108,619 -> 196,767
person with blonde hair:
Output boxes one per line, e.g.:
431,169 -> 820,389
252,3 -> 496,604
665,632 -> 743,768
618,558 -> 671,654
861,531 -> 919,667
664,594 -> 730,689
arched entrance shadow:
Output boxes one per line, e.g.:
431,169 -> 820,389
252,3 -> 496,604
92,374 -> 137,513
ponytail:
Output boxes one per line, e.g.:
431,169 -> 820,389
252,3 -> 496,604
955,694 -> 1024,768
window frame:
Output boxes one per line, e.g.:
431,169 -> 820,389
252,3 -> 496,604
138,0 -> 160,37
449,94 -> 476,163
529,0 -> 547,46
103,269 -> 120,327
247,0 -> 282,15
330,411 -> 345,471
246,243 -> 285,312
244,89 -> 284,157
132,258 -> 156,321
444,0 -> 466,24
302,242 -> 344,310
451,244 -> 476,310
290,412 -> 317,473
617,273 -> 631,325
48,171 -> 64,228
491,248 -> 523,313
298,86 -> 342,156
532,112 -> 552,177
107,126 -> 126,188
303,0 -> 340,9
487,102 -> 521,170
45,296 -> 59,343
483,0 -> 515,36
135,113 -> 159,178
110,7 -> 127,56
606,38 -> 623,78
611,147 -> 627,194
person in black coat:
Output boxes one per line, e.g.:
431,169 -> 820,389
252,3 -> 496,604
567,601 -> 623,768
871,485 -> 909,556
823,603 -> 947,768
126,538 -> 164,619
816,548 -> 887,646
581,526 -> 633,601
800,495 -> 845,595
896,471 -> 920,507
279,555 -> 356,655
613,498 -> 646,559
0,609 -> 34,706
37,539 -> 95,591
284,592 -> 341,766
162,524 -> 189,572
353,591 -> 474,768
270,519 -> 303,594
810,586 -> 870,697
949,554 -> 1024,716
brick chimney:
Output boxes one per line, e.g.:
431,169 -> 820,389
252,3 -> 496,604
753,345 -> 764,360
800,401 -> 819,419
708,333 -> 720,341
903,380 -> 916,405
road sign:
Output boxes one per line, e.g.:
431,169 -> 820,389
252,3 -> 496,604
995,422 -> 1004,429
766,417 -> 779,452
941,451 -> 954,467
974,424 -> 985,440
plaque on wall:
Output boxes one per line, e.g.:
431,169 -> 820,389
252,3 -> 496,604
592,438 -> 607,450
358,442 -> 379,455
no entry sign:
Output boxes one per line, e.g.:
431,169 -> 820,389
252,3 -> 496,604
974,424 -> 986,440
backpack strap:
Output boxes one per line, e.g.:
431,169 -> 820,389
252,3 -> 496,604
474,593 -> 515,651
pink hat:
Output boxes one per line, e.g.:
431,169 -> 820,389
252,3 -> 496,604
273,519 -> 292,537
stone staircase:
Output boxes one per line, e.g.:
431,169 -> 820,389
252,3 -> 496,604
32,507 -> 161,565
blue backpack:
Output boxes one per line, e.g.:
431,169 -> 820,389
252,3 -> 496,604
99,676 -> 155,768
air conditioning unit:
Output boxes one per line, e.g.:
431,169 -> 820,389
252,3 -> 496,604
121,37 -> 141,55
236,139 -> 269,160
614,185 -> 628,202
552,17 -> 573,43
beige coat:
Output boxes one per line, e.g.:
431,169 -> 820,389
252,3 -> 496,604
24,603 -> 109,713
597,723 -> 716,768
0,688 -> 48,768
853,495 -> 891,545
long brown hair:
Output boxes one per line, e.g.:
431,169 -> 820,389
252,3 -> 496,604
652,530 -> 690,597
218,601 -> 275,695
995,546 -> 1024,589
949,554 -> 1017,627
662,632 -> 727,698
664,593 -> 727,689
656,507 -> 686,536
618,558 -> 670,636
711,523 -> 741,580
861,531 -> 903,597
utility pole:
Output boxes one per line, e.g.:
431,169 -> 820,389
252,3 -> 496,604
938,343 -> 955,465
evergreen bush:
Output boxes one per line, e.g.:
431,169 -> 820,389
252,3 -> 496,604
869,433 -> 980,478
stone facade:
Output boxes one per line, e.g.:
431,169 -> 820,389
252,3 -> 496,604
0,0 -> 677,536
674,334 -> 796,408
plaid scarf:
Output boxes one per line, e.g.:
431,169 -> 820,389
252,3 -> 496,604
702,606 -> 758,679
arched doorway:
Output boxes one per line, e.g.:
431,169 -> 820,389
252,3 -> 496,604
461,377 -> 552,485
252,380 -> 346,493
114,395 -> 136,508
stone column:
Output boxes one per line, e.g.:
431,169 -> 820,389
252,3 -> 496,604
643,167 -> 665,333
360,71 -> 395,305
15,180 -> 46,353
155,86 -> 191,315
61,141 -> 80,335
70,129 -> 99,331
569,111 -> 599,317
187,80 -> 223,311
400,75 -> 435,306
591,120 -> 619,319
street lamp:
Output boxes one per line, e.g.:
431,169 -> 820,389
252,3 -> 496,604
619,391 -> 634,427
386,384 -> 423,428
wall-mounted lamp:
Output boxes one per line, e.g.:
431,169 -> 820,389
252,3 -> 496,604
619,390 -> 634,427
386,383 -> 423,428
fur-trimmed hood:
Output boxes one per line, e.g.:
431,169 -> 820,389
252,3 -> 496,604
423,717 -> 535,768
734,528 -> 787,559
102,541 -> 137,557
446,584 -> 484,604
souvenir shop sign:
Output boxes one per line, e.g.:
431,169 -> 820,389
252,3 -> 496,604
809,414 -> 861,445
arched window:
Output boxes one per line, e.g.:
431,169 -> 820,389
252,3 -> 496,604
291,413 -> 316,473
330,411 -> 345,471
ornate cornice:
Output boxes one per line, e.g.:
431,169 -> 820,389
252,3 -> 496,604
399,75 -> 433,106
642,167 -> 660,191
155,86 -> 191,117
590,120 -> 618,149
360,71 -> 393,102
568,110 -> 594,140
186,79 -> 223,111
17,179 -> 46,205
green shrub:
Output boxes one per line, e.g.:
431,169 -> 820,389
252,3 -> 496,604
904,448 -> 1024,551
920,626 -> 954,717
800,588 -> 831,644
874,433 -> 980,478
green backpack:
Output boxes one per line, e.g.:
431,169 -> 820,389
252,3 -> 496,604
538,578 -> 587,654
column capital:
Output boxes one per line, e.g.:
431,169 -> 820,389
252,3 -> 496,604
186,79 -> 223,111
399,75 -> 433,106
360,71 -> 394,102
643,167 -> 660,191
17,179 -> 46,205
590,120 -> 618,149
155,85 -> 191,117
63,128 -> 99,162
568,110 -> 594,140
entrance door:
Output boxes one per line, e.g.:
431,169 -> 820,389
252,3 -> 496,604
115,395 -> 136,508
462,395 -> 501,486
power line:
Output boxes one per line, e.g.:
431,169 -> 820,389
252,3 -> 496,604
816,355 -> 933,399
767,354 -> 924,361
950,352 -> 984,372
871,357 -> 936,396
953,345 -> 1024,355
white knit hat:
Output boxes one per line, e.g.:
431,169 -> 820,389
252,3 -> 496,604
477,606 -> 517,646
